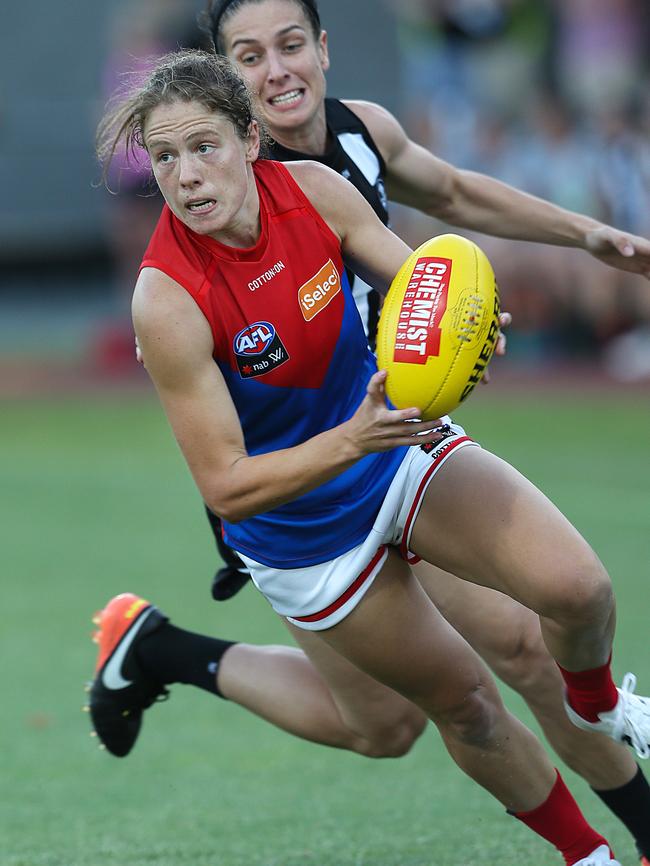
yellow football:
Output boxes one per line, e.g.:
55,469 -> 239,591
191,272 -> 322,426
376,233 -> 500,420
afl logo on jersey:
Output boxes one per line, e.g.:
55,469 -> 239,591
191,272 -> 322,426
233,321 -> 290,379
234,322 -> 276,355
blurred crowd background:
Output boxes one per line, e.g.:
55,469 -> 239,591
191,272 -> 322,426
2,0 -> 650,395
390,0 -> 650,379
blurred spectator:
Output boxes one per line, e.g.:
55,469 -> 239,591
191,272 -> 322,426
519,93 -> 598,216
390,1 -> 553,151
388,0 -> 650,374
94,0 -> 200,375
549,0 -> 648,115
590,103 -> 650,238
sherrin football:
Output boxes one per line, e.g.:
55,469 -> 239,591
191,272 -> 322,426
376,233 -> 500,420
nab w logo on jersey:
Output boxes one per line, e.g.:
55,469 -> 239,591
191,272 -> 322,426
233,321 -> 289,379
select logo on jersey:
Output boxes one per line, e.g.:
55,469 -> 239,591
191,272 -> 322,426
393,257 -> 451,364
233,321 -> 289,379
298,259 -> 342,322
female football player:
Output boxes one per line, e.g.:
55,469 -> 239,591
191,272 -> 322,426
90,47 -> 650,865
200,1 -> 650,860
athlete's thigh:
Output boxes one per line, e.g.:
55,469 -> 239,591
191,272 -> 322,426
409,446 -> 602,612
414,560 -> 543,673
284,617 -> 423,738
301,548 -> 496,716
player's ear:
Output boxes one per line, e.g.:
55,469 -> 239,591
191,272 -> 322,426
246,121 -> 261,161
318,29 -> 330,72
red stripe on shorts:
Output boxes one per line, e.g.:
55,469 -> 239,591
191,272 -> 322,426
292,545 -> 388,623
400,436 -> 472,561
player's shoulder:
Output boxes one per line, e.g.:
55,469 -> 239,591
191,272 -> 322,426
340,100 -> 401,133
134,265 -> 182,302
283,160 -> 368,237
133,266 -> 213,379
133,267 -> 200,330
284,158 -> 354,198
339,100 -> 405,157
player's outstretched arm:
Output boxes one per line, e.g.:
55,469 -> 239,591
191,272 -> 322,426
347,100 -> 650,280
133,266 -> 440,523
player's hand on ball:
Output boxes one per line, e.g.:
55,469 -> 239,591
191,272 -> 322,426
584,226 -> 650,279
135,336 -> 144,365
495,311 -> 512,357
482,311 -> 512,385
344,370 -> 443,456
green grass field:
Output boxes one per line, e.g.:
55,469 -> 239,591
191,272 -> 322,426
2,388 -> 649,866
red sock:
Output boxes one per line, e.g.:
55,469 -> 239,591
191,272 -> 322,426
558,656 -> 619,722
513,771 -> 612,865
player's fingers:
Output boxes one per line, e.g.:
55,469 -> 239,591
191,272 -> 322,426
498,311 -> 512,328
366,369 -> 388,401
366,372 -> 423,420
392,427 -> 445,448
395,419 -> 444,436
390,407 -> 425,422
614,235 -> 635,257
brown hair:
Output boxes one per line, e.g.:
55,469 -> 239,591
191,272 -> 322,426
96,49 -> 269,188
202,0 -> 322,55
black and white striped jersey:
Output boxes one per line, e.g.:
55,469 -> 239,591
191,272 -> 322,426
268,98 -> 388,349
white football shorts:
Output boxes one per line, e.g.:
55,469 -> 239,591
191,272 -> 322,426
238,421 -> 478,631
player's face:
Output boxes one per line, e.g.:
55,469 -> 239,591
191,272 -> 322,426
221,0 -> 329,143
144,100 -> 261,245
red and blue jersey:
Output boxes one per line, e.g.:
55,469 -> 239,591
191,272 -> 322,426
140,160 -> 405,568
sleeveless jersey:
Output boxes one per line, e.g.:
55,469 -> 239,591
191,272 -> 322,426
140,160 -> 405,568
268,99 -> 388,349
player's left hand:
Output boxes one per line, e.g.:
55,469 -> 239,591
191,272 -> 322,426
482,311 -> 511,385
585,226 -> 650,279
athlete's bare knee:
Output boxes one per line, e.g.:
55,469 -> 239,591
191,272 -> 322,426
537,550 -> 613,626
352,707 -> 427,758
488,619 -> 558,697
432,682 -> 500,750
